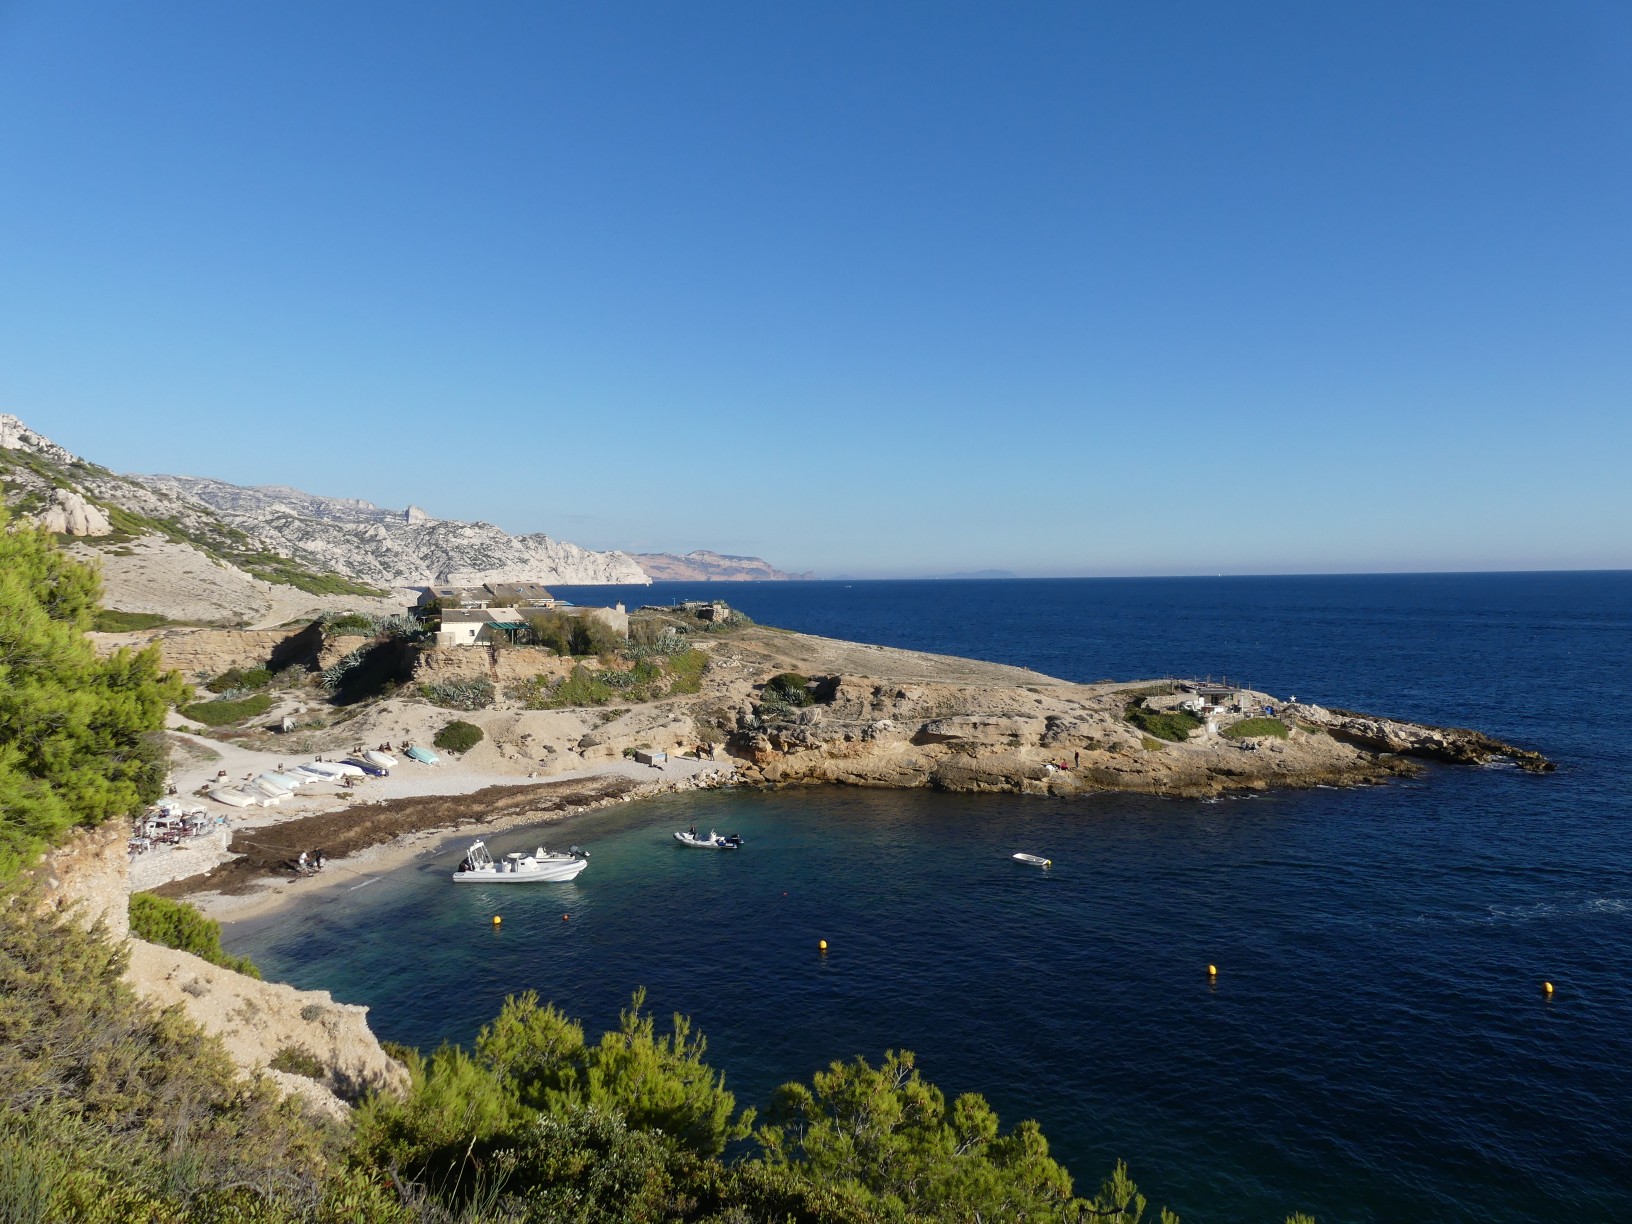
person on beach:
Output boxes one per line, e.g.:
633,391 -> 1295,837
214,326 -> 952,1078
297,851 -> 308,873
314,849 -> 325,871
1074,750 -> 1081,769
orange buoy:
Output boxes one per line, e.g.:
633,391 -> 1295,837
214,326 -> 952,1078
562,913 -> 570,922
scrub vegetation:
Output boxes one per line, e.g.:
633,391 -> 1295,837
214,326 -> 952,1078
433,719 -> 484,754
178,691 -> 275,726
128,891 -> 261,978
1123,699 -> 1202,743
1222,717 -> 1290,740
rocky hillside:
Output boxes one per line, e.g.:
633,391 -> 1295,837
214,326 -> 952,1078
142,473 -> 650,587
630,549 -> 813,581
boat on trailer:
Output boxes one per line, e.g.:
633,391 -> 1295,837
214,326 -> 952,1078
452,839 -> 588,883
674,829 -> 744,850
1012,852 -> 1053,868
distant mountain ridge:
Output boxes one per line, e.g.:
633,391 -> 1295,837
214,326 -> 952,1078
0,414 -> 799,596
139,473 -> 650,588
631,550 -> 813,582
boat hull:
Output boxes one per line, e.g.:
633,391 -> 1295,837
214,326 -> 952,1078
452,859 -> 587,883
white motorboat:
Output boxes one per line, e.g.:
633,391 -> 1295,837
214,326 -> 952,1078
209,787 -> 256,808
298,761 -> 347,780
255,771 -> 301,793
452,839 -> 588,883
1012,852 -> 1053,868
363,750 -> 398,769
674,829 -> 744,850
291,766 -> 337,784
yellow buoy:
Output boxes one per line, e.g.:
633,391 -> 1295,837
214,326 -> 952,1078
492,915 -> 502,926
818,939 -> 828,951
1208,964 -> 1217,977
1543,981 -> 1554,995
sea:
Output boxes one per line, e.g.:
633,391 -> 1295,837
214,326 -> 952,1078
226,573 -> 1632,1222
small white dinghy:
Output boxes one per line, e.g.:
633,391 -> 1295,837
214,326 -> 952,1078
674,829 -> 744,850
452,839 -> 588,883
209,787 -> 256,808
363,750 -> 398,769
1012,853 -> 1053,868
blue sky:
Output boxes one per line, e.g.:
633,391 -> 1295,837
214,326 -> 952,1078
1,2 -> 1628,577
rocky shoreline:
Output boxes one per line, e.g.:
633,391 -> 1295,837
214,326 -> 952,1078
131,614 -> 1554,917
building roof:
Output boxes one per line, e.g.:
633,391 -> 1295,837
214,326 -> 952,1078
484,582 -> 556,601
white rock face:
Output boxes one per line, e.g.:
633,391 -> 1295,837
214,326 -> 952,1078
0,412 -> 80,464
140,474 -> 651,587
38,487 -> 111,536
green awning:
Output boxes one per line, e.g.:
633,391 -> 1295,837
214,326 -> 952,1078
488,621 -> 526,630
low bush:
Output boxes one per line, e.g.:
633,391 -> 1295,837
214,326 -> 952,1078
434,720 -> 484,754
764,672 -> 815,707
1124,700 -> 1202,743
420,677 -> 495,711
178,691 -> 273,726
269,1045 -> 326,1081
668,648 -> 708,695
205,666 -> 273,694
128,892 -> 261,978
1222,717 -> 1290,740
90,609 -> 171,632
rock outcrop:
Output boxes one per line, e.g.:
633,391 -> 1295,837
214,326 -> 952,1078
1287,703 -> 1556,773
38,486 -> 112,536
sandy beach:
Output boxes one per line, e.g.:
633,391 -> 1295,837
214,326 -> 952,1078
148,729 -> 738,926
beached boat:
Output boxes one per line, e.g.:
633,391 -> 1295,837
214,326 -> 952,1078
452,839 -> 588,883
363,750 -> 398,769
1012,852 -> 1053,868
255,771 -> 301,792
344,757 -> 389,777
209,786 -> 256,808
405,745 -> 439,764
674,829 -> 744,850
291,765 -> 338,784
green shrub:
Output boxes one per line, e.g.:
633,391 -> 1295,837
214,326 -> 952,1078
434,720 -> 484,754
764,672 -> 815,707
667,648 -> 708,695
178,691 -> 273,726
90,609 -> 171,633
128,893 -> 261,978
420,677 -> 495,710
269,1045 -> 326,1080
205,666 -> 273,694
1222,717 -> 1289,740
1124,700 -> 1202,743
321,612 -> 377,635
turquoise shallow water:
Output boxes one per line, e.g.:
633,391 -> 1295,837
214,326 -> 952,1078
229,574 -> 1632,1222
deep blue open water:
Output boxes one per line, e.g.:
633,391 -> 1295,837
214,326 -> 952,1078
228,574 -> 1632,1222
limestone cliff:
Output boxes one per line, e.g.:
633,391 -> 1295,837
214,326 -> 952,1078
630,550 -> 812,581
140,474 -> 651,588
